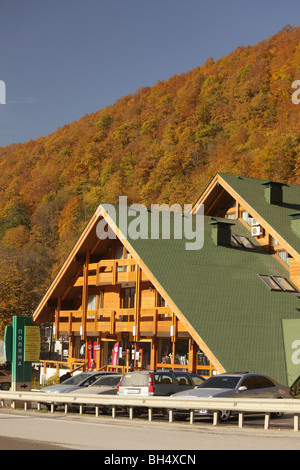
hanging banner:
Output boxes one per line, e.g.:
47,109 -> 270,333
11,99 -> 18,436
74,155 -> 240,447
87,340 -> 93,369
111,342 -> 119,371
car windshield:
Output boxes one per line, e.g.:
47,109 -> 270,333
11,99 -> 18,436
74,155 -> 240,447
199,376 -> 240,389
91,375 -> 121,386
61,373 -> 92,385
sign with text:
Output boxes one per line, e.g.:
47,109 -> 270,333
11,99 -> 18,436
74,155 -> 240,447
12,316 -> 32,383
24,326 -> 40,362
282,319 -> 300,386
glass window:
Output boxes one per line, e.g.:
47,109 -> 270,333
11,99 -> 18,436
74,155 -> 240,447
87,294 -> 97,310
154,373 -> 174,384
232,234 -> 255,249
122,287 -> 135,308
241,211 -> 252,226
272,276 -> 296,292
258,274 -> 297,292
254,375 -> 275,388
277,251 -> 290,267
191,374 -> 205,386
197,349 -> 210,366
158,339 -> 173,364
175,374 -> 192,386
258,274 -> 282,291
240,376 -> 256,390
174,339 -> 189,365
200,375 -> 240,389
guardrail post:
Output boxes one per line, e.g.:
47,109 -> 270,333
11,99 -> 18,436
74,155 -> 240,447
95,406 -> 99,417
190,410 -> 194,424
64,404 -> 68,414
213,411 -> 218,426
294,414 -> 299,432
238,412 -> 244,428
129,407 -> 133,419
112,405 -> 116,418
148,408 -> 153,422
169,409 -> 173,423
264,413 -> 270,430
50,403 -> 55,414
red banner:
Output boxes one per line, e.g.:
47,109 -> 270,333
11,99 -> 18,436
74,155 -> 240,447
87,340 -> 93,369
111,342 -> 119,372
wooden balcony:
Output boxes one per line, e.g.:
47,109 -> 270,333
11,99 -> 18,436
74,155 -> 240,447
74,259 -> 148,287
56,306 -> 184,336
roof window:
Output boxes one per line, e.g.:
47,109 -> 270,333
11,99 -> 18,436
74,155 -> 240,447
258,274 -> 297,292
231,234 -> 255,249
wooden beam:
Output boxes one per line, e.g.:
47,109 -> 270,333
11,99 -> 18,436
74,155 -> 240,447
54,297 -> 61,340
81,252 -> 90,340
134,265 -> 141,341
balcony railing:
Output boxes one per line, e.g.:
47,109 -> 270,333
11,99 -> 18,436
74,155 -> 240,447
57,306 -> 178,335
74,259 -> 148,287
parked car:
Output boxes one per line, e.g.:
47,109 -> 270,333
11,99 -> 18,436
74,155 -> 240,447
118,370 -> 205,397
0,370 -> 11,390
117,370 -> 205,416
40,371 -> 114,409
171,372 -> 291,421
68,373 -> 122,414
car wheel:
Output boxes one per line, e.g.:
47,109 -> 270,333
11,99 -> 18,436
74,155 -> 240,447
1,383 -> 10,391
102,405 -> 112,415
271,412 -> 284,418
218,410 -> 231,422
174,414 -> 187,421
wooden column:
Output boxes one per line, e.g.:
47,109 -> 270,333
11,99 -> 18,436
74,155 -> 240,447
81,252 -> 90,340
54,297 -> 61,340
134,265 -> 141,341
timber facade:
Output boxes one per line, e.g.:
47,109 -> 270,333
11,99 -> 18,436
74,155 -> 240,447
33,173 -> 300,385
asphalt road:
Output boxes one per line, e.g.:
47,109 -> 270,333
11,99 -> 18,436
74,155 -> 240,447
1,409 -> 300,451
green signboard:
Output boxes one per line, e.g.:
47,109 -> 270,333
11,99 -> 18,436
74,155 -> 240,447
282,319 -> 300,387
4,316 -> 40,388
12,316 -> 33,383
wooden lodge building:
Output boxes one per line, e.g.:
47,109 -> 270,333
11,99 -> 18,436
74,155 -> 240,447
33,173 -> 300,386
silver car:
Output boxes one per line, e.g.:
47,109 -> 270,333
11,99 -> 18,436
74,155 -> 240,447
40,371 -> 109,394
40,371 -> 113,409
67,373 -> 122,414
171,373 -> 291,421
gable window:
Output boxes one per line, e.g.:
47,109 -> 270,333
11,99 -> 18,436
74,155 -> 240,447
258,274 -> 297,292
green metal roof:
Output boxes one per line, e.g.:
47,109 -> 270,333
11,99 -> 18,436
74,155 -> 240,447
218,173 -> 300,256
125,212 -> 300,386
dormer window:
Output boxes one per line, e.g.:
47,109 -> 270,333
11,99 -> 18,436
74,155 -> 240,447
258,274 -> 297,292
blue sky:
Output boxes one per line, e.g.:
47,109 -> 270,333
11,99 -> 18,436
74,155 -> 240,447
0,0 -> 299,146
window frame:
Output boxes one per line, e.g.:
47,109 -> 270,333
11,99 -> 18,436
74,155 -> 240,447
258,274 -> 297,292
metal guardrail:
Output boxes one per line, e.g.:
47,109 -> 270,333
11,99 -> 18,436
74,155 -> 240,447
1,390 -> 300,431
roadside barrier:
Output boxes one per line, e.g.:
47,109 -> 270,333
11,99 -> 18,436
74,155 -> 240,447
1,390 -> 300,431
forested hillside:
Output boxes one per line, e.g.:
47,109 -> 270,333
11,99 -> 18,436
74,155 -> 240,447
0,25 -> 300,335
